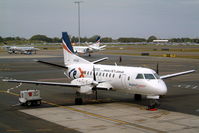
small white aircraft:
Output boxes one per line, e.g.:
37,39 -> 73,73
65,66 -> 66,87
2,45 -> 39,55
73,36 -> 106,56
3,32 -> 196,108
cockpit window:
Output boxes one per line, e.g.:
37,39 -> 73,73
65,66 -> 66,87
144,74 -> 155,79
154,73 -> 160,79
136,74 -> 144,79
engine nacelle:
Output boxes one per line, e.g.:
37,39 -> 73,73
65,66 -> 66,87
71,78 -> 93,85
71,78 -> 94,94
79,85 -> 93,94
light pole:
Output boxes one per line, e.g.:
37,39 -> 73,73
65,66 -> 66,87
74,1 -> 83,45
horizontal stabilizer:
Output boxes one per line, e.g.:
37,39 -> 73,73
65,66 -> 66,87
99,45 -> 106,49
92,57 -> 108,64
34,60 -> 68,69
160,70 -> 196,79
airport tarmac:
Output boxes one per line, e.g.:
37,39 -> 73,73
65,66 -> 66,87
0,50 -> 199,133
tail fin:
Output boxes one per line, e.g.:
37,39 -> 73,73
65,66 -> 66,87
96,36 -> 101,44
90,36 -> 101,47
62,32 -> 91,66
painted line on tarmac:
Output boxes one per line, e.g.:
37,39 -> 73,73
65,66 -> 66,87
35,128 -> 52,132
4,91 -> 164,133
7,83 -> 22,93
0,90 -> 7,93
6,129 -> 22,132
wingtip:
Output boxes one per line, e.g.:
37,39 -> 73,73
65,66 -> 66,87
2,79 -> 8,82
33,59 -> 39,62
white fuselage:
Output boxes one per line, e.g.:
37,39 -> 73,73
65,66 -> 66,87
73,44 -> 105,54
4,46 -> 39,54
66,64 -> 167,96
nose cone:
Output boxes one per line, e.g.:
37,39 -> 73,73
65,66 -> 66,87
158,80 -> 167,95
149,80 -> 167,95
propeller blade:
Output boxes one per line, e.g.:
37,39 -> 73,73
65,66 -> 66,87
156,63 -> 159,74
93,65 -> 98,100
93,65 -> 96,81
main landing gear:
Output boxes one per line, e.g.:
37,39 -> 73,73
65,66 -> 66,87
75,92 -> 83,105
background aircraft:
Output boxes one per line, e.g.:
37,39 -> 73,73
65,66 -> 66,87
3,32 -> 195,109
2,45 -> 39,55
73,36 -> 106,56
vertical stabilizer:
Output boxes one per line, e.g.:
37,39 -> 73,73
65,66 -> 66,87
62,32 -> 91,66
91,36 -> 101,47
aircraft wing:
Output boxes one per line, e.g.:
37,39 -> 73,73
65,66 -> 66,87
2,79 -> 80,87
34,60 -> 68,69
160,70 -> 196,79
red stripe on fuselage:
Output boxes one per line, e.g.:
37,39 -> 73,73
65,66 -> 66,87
62,43 -> 72,54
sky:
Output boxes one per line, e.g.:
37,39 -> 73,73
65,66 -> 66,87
0,0 -> 199,39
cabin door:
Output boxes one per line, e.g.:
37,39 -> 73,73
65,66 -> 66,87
121,74 -> 128,89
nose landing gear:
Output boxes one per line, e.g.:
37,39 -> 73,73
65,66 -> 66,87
148,99 -> 160,110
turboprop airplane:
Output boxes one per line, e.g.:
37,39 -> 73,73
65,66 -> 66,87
73,36 -> 106,56
2,45 -> 39,54
3,32 -> 196,108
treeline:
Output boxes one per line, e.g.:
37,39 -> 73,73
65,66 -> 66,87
0,35 -> 199,44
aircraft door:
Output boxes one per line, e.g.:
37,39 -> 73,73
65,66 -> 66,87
121,74 -> 128,89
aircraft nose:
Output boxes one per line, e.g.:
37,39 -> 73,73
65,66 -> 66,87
149,80 -> 167,95
157,80 -> 167,95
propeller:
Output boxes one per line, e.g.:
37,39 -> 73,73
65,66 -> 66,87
92,65 -> 98,100
156,63 -> 159,75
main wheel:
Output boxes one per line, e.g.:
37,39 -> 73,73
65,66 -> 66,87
148,99 -> 160,109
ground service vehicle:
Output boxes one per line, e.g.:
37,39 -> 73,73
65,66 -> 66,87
19,89 -> 42,106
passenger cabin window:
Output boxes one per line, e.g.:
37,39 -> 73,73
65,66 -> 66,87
136,74 -> 144,79
144,74 -> 155,79
106,73 -> 108,77
119,75 -> 121,79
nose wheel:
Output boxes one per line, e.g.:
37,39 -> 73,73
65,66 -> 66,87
148,99 -> 160,110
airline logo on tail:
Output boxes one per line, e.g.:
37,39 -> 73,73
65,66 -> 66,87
96,36 -> 101,43
62,32 -> 74,54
